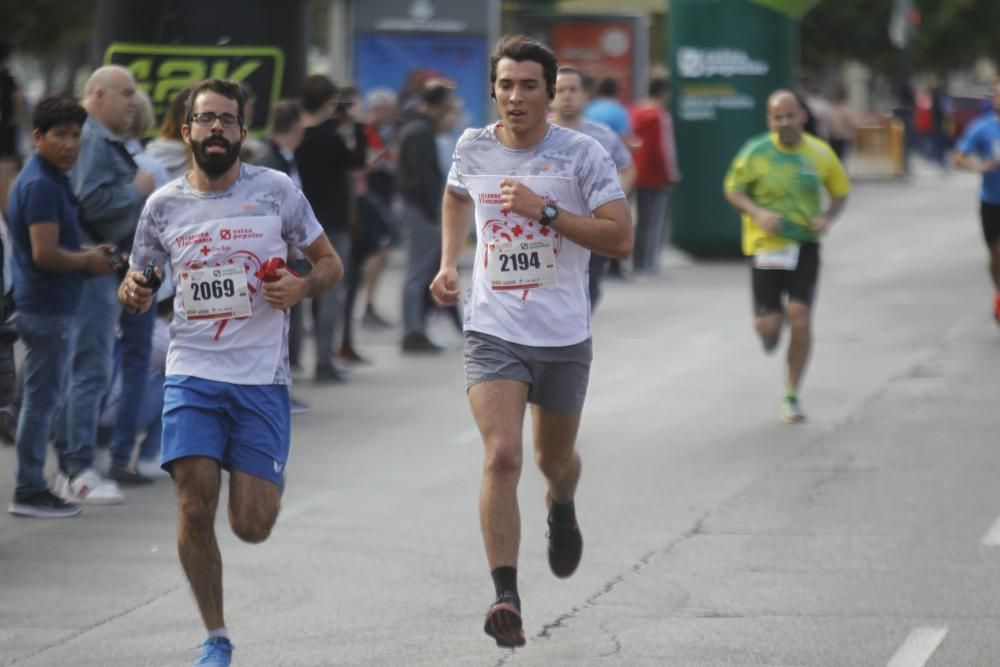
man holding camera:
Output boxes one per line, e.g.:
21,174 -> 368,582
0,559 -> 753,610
55,65 -> 157,504
296,74 -> 367,382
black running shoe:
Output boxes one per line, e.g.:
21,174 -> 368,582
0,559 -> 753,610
547,497 -> 583,579
9,489 -> 81,518
483,592 -> 525,648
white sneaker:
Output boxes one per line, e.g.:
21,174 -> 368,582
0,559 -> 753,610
136,459 -> 170,479
56,469 -> 124,505
780,397 -> 807,424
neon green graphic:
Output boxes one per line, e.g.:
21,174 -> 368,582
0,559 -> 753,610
750,0 -> 819,18
105,43 -> 285,136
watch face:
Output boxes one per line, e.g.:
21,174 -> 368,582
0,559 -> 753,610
542,205 -> 557,219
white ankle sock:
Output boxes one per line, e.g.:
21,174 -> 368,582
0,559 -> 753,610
207,627 -> 229,641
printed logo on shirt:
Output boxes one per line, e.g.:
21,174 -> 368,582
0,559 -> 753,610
176,231 -> 213,248
225,228 -> 265,241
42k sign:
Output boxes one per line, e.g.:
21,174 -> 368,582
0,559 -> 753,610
104,43 -> 285,136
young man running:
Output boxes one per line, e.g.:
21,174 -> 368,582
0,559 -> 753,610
120,79 -> 341,666
724,90 -> 850,423
430,35 -> 632,648
953,82 -> 1000,323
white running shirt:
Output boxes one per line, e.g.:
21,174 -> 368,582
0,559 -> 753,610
130,164 -> 324,385
447,122 -> 625,346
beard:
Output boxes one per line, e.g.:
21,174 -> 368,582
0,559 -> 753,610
191,135 -> 241,177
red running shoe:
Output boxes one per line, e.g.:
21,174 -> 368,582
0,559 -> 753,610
994,293 -> 1000,323
483,592 -> 525,648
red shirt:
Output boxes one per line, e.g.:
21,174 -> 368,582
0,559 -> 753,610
629,104 -> 681,189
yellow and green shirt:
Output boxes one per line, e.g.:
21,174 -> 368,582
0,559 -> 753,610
724,132 -> 850,256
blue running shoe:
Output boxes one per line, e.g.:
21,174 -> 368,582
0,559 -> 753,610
193,637 -> 233,666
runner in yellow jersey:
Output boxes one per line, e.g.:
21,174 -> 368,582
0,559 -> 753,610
724,90 -> 850,423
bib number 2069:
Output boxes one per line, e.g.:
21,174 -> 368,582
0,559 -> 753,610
180,264 -> 252,320
190,278 -> 236,301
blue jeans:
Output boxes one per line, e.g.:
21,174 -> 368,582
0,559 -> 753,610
313,231 -> 351,365
137,372 -> 164,462
109,306 -> 155,466
401,203 -> 440,335
54,273 -> 122,477
14,312 -> 76,493
633,188 -> 670,274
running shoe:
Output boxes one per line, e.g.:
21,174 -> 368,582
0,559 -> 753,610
994,293 -> 1000,323
108,463 -> 154,485
337,343 -> 371,365
54,469 -> 124,505
8,489 -> 81,518
192,637 -> 233,666
361,306 -> 393,330
289,396 -> 311,415
483,592 -> 525,648
780,396 -> 806,423
136,458 -> 171,479
546,493 -> 583,579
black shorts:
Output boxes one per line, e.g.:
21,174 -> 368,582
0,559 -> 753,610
980,201 -> 1000,247
750,242 -> 820,315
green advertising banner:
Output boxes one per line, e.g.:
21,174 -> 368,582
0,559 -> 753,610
750,0 -> 820,18
105,43 -> 285,136
670,0 -> 799,256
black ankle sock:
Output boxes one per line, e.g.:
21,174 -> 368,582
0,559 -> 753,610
491,566 -> 519,604
548,498 -> 576,525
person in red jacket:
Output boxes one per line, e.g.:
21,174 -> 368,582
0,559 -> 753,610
629,78 -> 681,275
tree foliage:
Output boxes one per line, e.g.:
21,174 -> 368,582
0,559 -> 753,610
0,0 -> 98,57
801,0 -> 1000,75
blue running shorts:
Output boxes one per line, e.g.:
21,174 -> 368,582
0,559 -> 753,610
161,375 -> 290,486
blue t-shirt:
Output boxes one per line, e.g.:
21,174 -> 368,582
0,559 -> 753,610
583,98 -> 632,137
7,153 -> 85,314
956,113 -> 1000,205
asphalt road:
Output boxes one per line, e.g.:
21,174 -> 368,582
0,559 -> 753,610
2,161 -> 999,666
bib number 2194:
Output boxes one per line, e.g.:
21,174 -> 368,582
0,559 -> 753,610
488,239 -> 556,290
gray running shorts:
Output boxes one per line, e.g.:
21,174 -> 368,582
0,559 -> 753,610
463,331 -> 593,415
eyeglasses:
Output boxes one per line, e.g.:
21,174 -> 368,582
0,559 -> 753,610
190,112 -> 242,129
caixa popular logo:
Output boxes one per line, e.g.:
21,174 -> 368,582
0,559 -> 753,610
104,43 -> 285,135
677,47 -> 769,79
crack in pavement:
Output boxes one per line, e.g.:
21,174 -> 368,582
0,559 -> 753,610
530,517 -> 709,645
491,340 -> 960,665
597,619 -> 623,658
9,585 -> 183,665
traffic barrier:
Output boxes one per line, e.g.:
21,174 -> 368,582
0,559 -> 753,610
849,118 -> 905,179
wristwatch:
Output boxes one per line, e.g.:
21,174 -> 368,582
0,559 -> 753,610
539,204 -> 559,226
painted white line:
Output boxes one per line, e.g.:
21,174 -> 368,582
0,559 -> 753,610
981,514 -> 1000,545
886,627 -> 948,667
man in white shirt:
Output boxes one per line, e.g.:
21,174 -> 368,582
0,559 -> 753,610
120,78 -> 342,667
430,35 -> 632,649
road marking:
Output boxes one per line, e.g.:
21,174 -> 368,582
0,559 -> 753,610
981,514 -> 1000,545
886,627 -> 947,667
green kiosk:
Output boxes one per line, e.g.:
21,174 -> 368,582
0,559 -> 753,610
669,0 -> 819,257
